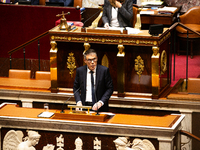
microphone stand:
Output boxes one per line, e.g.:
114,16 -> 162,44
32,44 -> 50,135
81,7 -> 102,31
60,86 -> 81,113
94,87 -> 99,115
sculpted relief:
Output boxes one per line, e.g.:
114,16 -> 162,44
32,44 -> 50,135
114,137 -> 155,150
3,130 -> 155,150
3,130 -> 41,150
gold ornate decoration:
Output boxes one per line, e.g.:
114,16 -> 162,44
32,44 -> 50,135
85,37 -> 88,42
152,46 -> 159,56
51,36 -> 55,40
135,7 -> 142,30
68,37 -> 72,41
117,45 -> 125,57
135,55 -> 144,82
89,6 -> 103,28
101,54 -> 109,68
56,11 -> 71,31
160,50 -> 167,75
67,52 -> 76,78
83,43 -> 91,54
153,41 -> 157,46
53,36 -> 158,46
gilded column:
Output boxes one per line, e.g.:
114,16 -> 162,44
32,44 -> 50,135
50,41 -> 58,93
151,46 -> 160,98
117,45 -> 125,97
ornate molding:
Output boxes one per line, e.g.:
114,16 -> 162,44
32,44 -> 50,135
67,52 -> 76,78
117,45 -> 125,57
160,50 -> 167,75
134,55 -> 144,82
52,35 -> 160,46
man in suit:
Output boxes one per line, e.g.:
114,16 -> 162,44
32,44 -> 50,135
73,49 -> 113,112
102,0 -> 133,28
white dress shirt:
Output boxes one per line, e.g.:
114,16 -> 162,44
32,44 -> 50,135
85,67 -> 96,102
110,7 -> 120,27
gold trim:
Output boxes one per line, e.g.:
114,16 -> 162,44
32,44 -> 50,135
117,45 -> 125,57
134,55 -> 144,82
152,46 -> 159,56
151,46 -> 160,96
160,50 -> 167,75
101,54 -> 109,68
53,36 -> 158,46
83,43 -> 91,54
67,52 -> 76,78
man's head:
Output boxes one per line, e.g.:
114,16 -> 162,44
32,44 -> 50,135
84,49 -> 98,71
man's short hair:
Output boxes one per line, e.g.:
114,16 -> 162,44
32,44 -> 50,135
83,49 -> 97,59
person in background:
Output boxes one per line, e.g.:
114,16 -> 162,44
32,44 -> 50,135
73,49 -> 113,112
102,0 -> 133,29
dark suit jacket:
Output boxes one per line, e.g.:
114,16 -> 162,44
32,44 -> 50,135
73,64 -> 113,112
102,0 -> 133,27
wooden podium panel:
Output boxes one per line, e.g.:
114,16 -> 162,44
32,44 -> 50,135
0,103 -> 184,150
49,26 -> 172,98
0,104 -> 180,128
108,114 -> 180,128
52,110 -> 109,122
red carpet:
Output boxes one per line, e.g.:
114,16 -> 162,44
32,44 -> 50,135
171,54 -> 200,86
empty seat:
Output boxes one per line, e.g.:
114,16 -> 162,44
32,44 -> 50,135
188,78 -> 200,93
176,6 -> 200,58
35,71 -> 51,80
9,69 -> 31,79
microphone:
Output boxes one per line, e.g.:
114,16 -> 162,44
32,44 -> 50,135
94,87 -> 99,115
82,7 -> 102,29
80,7 -> 85,14
60,82 -> 82,113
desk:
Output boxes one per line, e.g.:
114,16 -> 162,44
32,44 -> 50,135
0,103 -> 184,150
0,77 -> 50,90
49,26 -> 171,98
140,7 -> 180,27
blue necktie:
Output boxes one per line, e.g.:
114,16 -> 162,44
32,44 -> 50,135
90,70 -> 95,105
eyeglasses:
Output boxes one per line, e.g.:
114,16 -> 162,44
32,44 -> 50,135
86,58 -> 97,63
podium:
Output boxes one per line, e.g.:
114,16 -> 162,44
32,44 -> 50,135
49,26 -> 171,99
0,103 -> 184,150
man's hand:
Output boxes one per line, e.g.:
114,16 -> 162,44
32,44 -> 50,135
76,101 -> 82,111
104,23 -> 110,29
92,102 -> 102,111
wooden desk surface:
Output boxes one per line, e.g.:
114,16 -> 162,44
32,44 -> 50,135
0,77 -> 51,90
140,7 -> 180,25
0,104 -> 180,128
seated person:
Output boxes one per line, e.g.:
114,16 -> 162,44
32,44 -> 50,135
102,0 -> 133,29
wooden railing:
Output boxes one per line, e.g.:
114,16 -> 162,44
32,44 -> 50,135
169,22 -> 200,89
8,31 -> 49,71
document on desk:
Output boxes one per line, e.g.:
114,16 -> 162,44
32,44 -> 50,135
157,6 -> 177,14
95,27 -> 141,35
140,10 -> 155,15
38,112 -> 55,118
95,27 -> 124,33
126,27 -> 141,35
